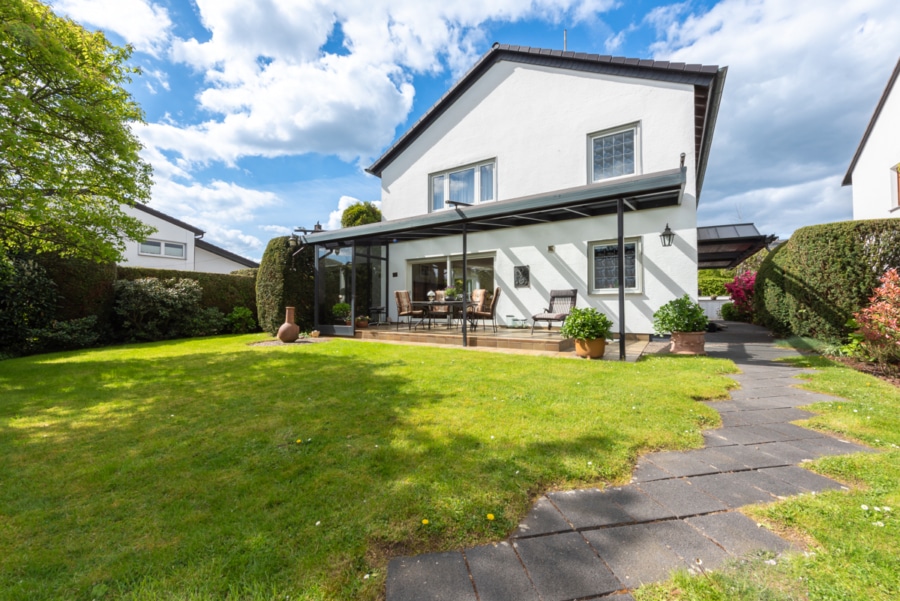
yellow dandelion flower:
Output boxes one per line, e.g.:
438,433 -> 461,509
421,519 -> 429,525
487,513 -> 495,521
296,439 -> 302,444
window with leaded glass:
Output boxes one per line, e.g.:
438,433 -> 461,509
589,239 -> 642,293
591,126 -> 638,182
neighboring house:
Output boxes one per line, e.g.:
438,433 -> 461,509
120,203 -> 259,274
843,56 -> 900,219
302,44 -> 727,335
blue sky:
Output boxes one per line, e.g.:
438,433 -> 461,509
49,0 -> 900,260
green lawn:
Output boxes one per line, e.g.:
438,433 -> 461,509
635,354 -> 900,601
0,335 -> 737,600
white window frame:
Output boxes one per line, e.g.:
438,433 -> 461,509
893,163 -> 900,210
588,237 -> 643,294
429,159 -> 496,212
139,239 -> 186,259
589,123 -> 641,183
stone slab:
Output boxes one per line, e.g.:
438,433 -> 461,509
386,552 -> 476,601
584,524 -> 684,586
642,519 -> 730,570
686,512 -> 793,557
709,444 -> 787,469
720,411 -> 750,427
703,431 -> 736,447
600,486 -> 677,522
548,488 -> 634,529
753,441 -> 819,464
688,472 -> 777,508
637,478 -> 727,517
762,422 -> 828,441
514,532 -> 621,601
466,542 -> 539,601
792,435 -> 875,456
734,376 -> 804,389
512,496 -> 571,538
759,466 -> 846,493
740,468 -> 808,498
714,425 -> 784,445
643,450 -> 719,477
735,407 -> 816,425
631,458 -> 673,482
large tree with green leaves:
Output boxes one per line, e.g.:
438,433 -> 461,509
0,0 -> 153,263
340,201 -> 382,228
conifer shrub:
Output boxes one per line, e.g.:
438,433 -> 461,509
256,237 -> 315,335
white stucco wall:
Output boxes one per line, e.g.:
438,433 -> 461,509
120,205 -> 196,270
195,247 -> 248,274
379,61 -> 702,334
851,78 -> 900,220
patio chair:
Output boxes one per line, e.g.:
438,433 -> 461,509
470,287 -> 501,332
394,290 -> 424,330
465,288 -> 487,330
531,289 -> 577,334
427,290 -> 453,329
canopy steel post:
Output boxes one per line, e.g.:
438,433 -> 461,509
384,241 -> 390,326
462,222 -> 468,348
350,241 -> 357,335
313,244 -> 321,329
617,197 -> 626,361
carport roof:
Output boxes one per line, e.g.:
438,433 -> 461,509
697,223 -> 775,269
301,168 -> 686,248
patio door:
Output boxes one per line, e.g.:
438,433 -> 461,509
409,255 -> 494,300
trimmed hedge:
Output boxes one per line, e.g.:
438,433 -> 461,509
256,237 -> 315,335
755,219 -> 900,342
118,266 -> 257,319
37,255 -> 117,339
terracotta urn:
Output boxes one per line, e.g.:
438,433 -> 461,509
277,306 -> 300,342
669,331 -> 706,355
574,338 -> 606,359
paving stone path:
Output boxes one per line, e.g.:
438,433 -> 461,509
385,324 -> 875,601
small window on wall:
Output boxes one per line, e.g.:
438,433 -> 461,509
895,163 -> 900,207
140,240 -> 185,259
430,160 -> 495,211
589,238 -> 642,294
591,124 -> 639,182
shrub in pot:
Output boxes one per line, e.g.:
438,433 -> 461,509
653,295 -> 709,355
332,302 -> 351,324
559,307 -> 613,359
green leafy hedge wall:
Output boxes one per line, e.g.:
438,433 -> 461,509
256,237 -> 315,335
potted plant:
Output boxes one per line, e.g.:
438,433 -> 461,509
559,307 -> 613,359
653,294 -> 709,355
444,286 -> 460,300
355,315 -> 370,328
332,302 -> 351,325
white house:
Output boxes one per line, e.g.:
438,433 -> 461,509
120,203 -> 258,274
301,44 -> 727,339
843,56 -> 900,219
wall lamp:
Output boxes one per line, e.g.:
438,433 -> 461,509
660,224 -> 675,247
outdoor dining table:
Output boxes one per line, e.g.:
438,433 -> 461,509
410,299 -> 477,330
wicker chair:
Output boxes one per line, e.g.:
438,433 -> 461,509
531,289 -> 577,334
470,287 -> 501,332
427,290 -> 453,328
394,290 -> 424,330
465,289 -> 487,330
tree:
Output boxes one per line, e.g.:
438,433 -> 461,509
0,0 -> 154,264
340,201 -> 382,228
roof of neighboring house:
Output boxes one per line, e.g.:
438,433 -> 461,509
842,56 -> 900,186
131,202 -> 204,235
195,238 -> 259,269
130,202 -> 259,268
697,223 -> 776,269
366,43 -> 727,200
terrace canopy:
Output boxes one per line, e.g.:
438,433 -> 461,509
298,167 -> 686,358
697,224 -> 776,269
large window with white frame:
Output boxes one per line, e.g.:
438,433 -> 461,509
590,124 -> 640,182
430,160 -> 495,211
588,238 -> 642,294
139,240 -> 186,259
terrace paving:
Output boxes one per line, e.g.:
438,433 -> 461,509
385,322 -> 873,600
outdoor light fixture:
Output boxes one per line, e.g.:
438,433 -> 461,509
660,224 -> 675,247
427,290 -> 436,301
288,232 -> 299,247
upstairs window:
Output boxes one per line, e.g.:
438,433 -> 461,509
591,124 -> 639,182
430,160 -> 495,211
139,240 -> 185,259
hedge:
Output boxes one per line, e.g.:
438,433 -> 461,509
256,237 -> 315,335
118,266 -> 257,319
37,255 -> 117,339
754,219 -> 900,342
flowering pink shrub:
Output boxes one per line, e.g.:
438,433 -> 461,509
853,268 -> 900,370
724,271 -> 756,320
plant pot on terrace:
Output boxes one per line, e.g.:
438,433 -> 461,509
332,302 -> 351,325
653,295 -> 709,355
559,307 -> 614,359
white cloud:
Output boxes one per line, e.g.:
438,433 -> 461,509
50,0 -> 172,55
259,225 -> 293,235
326,196 -> 382,230
646,0 -> 900,237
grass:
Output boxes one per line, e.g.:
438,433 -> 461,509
0,335 -> 738,601
635,353 -> 900,601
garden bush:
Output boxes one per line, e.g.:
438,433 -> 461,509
720,302 -> 740,321
755,220 -> 900,342
698,268 -> 734,297
851,268 -> 900,371
256,237 -> 315,335
226,306 -> 257,334
0,256 -> 59,354
118,266 -> 257,319
724,271 -> 756,322
114,278 -> 205,341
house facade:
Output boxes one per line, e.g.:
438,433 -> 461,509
303,44 -> 726,336
843,57 -> 900,220
120,203 -> 259,274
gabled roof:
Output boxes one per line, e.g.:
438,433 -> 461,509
842,56 -> 900,186
366,43 -> 727,200
131,202 -> 259,268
